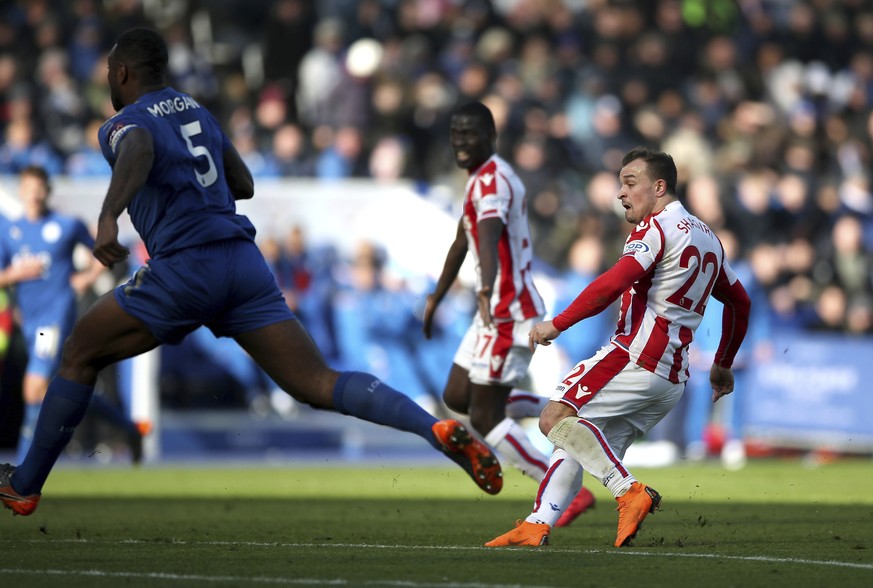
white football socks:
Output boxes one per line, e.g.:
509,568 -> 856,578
547,416 -> 635,498
484,417 -> 549,482
505,389 -> 549,419
525,448 -> 583,526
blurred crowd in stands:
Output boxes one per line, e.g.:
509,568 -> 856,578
2,0 -> 873,342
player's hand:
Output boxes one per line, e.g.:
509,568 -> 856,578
422,293 -> 438,339
710,364 -> 735,402
94,216 -> 130,268
70,272 -> 92,295
529,320 -> 560,352
9,258 -> 45,282
477,287 -> 493,329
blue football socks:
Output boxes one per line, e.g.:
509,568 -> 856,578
13,376 -> 94,496
332,371 -> 439,449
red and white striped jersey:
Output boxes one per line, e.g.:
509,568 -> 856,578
611,201 -> 738,383
462,154 -> 545,322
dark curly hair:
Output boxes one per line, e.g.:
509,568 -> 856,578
112,28 -> 168,85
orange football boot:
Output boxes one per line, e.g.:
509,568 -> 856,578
432,419 -> 502,495
614,482 -> 661,547
485,520 -> 550,547
0,464 -> 40,516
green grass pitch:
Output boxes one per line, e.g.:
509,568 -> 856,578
2,458 -> 872,587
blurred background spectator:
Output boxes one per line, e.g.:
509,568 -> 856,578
2,0 -> 873,462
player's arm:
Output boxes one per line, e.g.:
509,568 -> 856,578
529,255 -> 646,350
70,250 -> 107,295
423,220 -> 468,339
475,216 -> 504,329
95,126 -> 154,267
708,269 -> 751,402
223,139 -> 254,200
69,221 -> 106,295
0,259 -> 44,288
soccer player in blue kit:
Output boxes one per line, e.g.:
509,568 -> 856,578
0,28 -> 502,516
0,166 -> 136,463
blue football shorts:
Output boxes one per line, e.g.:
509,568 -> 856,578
114,238 -> 295,344
21,305 -> 76,378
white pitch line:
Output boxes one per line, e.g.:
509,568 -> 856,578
4,538 -> 873,572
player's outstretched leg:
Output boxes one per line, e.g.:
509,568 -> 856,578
3,377 -> 95,517
485,449 -> 581,546
330,371 -> 502,493
547,415 -> 660,546
432,419 -> 502,495
0,464 -> 40,516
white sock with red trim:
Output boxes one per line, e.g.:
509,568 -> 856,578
547,416 -> 635,498
525,448 -> 583,526
505,389 -> 549,419
485,417 -> 549,482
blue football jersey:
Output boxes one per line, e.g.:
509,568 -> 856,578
0,211 -> 92,325
98,87 -> 256,258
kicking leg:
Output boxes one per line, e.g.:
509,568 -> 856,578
542,401 -> 660,547
236,319 -> 503,494
4,292 -> 160,509
484,448 -> 582,547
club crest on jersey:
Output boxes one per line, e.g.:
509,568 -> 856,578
480,172 -> 494,186
623,240 -> 650,255
575,385 -> 592,400
42,221 -> 62,244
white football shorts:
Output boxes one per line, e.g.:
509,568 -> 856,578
453,314 -> 542,386
550,343 -> 685,456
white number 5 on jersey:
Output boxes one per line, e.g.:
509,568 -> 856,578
180,121 -> 218,187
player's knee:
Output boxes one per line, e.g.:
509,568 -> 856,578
538,414 -> 554,438
539,402 -> 571,437
274,368 -> 337,409
56,338 -> 87,373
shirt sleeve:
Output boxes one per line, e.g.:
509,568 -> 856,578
99,113 -> 142,166
552,255 -> 648,332
73,218 -> 95,249
710,263 -> 751,368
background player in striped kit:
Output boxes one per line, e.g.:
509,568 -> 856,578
486,147 -> 751,547
424,102 -> 594,517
